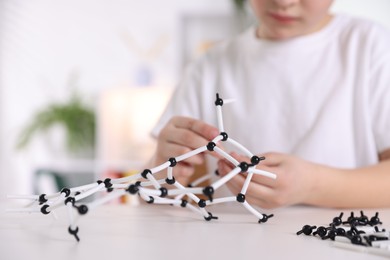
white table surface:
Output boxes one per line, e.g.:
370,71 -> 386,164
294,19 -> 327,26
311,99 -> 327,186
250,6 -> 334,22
1,201 -> 389,260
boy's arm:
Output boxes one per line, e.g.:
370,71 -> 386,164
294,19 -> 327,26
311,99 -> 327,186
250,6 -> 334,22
308,149 -> 390,208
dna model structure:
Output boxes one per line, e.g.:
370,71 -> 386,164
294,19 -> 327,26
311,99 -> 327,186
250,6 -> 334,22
7,93 -> 277,241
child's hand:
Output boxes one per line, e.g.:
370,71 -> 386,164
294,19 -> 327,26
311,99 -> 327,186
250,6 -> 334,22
217,152 -> 321,209
152,116 -> 220,184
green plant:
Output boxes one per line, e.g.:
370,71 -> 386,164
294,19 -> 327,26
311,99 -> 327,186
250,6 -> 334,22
16,91 -> 96,155
233,0 -> 247,11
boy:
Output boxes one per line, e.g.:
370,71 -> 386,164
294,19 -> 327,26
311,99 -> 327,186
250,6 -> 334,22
148,0 -> 390,208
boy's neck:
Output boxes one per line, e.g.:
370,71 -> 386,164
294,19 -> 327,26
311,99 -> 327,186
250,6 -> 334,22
256,14 -> 334,41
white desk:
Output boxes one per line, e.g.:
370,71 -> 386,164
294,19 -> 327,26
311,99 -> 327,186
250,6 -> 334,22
1,203 -> 389,260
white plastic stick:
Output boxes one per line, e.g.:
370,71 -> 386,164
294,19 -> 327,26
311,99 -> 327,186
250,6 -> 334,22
74,183 -> 104,202
167,167 -> 173,179
173,193 -> 185,201
111,184 -> 129,189
66,202 -> 76,229
206,196 -> 236,205
150,161 -> 170,174
240,172 -> 254,194
145,172 -> 161,189
186,202 -> 203,216
175,146 -> 207,162
138,187 -> 163,196
199,207 -> 211,218
167,187 -> 203,196
153,197 -> 181,205
46,192 -> 69,212
87,190 -> 126,211
139,179 -> 166,187
242,201 -> 263,220
223,98 -> 235,104
226,138 -> 253,157
214,146 -> 239,165
249,168 -> 277,179
211,135 -> 223,143
190,174 -> 212,187
173,181 -> 200,203
111,172 -> 143,184
216,105 -> 224,132
212,167 -> 241,190
138,190 -> 152,202
70,183 -> 99,193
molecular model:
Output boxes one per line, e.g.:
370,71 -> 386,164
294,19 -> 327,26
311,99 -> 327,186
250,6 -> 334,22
7,93 -> 277,242
297,211 -> 390,257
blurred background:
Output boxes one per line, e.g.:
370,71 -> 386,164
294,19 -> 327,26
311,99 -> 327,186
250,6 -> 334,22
0,0 -> 389,204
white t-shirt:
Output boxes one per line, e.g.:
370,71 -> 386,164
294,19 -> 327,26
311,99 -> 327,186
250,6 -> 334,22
153,14 -> 390,170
